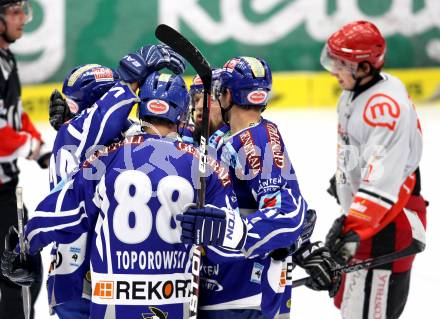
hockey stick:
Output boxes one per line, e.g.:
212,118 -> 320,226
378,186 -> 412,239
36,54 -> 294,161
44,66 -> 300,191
16,187 -> 31,319
293,208 -> 426,288
155,24 -> 212,319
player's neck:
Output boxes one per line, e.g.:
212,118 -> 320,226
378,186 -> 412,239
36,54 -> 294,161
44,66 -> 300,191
229,106 -> 261,134
143,123 -> 177,137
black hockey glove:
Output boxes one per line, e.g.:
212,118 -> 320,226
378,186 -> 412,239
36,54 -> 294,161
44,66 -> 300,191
270,209 -> 317,261
1,226 -> 42,287
327,174 -> 340,204
116,44 -> 186,83
49,89 -> 75,131
293,241 -> 341,297
36,151 -> 51,169
325,216 -> 360,265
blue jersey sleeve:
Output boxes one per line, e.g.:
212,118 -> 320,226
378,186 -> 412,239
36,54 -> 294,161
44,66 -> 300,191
215,120 -> 307,257
49,81 -> 139,189
25,169 -> 100,255
71,81 -> 139,160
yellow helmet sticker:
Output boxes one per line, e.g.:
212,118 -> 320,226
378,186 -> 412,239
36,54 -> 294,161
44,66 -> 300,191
242,57 -> 265,78
67,64 -> 101,87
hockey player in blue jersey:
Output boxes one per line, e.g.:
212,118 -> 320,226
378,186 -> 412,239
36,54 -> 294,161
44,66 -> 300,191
178,56 -> 339,318
1,45 -> 186,319
1,71 -> 247,318
184,68 -> 224,145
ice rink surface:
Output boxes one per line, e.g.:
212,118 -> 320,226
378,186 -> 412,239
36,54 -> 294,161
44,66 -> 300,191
18,105 -> 439,319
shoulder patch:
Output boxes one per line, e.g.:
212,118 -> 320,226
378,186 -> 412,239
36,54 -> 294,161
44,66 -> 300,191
239,130 -> 261,171
363,93 -> 400,131
265,123 -> 284,168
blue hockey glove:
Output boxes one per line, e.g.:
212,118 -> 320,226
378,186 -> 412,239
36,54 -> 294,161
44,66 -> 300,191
1,226 -> 42,287
176,205 -> 247,250
269,209 -> 317,261
116,44 -> 186,83
325,215 -> 360,265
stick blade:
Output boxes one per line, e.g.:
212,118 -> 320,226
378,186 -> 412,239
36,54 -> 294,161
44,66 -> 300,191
155,24 -> 212,90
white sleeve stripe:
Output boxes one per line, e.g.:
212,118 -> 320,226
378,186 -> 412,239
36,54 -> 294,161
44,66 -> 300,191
27,212 -> 88,244
34,201 -> 85,218
356,192 -> 392,210
244,204 -> 306,257
55,178 -> 75,213
67,124 -> 82,140
92,97 -> 139,147
207,246 -> 246,258
275,195 -> 303,219
75,106 -> 98,159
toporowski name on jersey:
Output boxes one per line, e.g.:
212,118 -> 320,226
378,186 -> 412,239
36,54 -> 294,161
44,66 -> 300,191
92,272 -> 191,305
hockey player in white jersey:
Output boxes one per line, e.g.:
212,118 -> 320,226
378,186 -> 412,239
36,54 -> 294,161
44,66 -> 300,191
1,71 -> 245,318
320,21 -> 427,319
1,45 -> 186,319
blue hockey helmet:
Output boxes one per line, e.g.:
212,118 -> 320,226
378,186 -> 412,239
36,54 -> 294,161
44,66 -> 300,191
219,56 -> 272,107
138,72 -> 189,124
189,68 -> 223,96
62,64 -> 118,113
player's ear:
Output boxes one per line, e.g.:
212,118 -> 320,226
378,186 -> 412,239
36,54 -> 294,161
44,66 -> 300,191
358,62 -> 372,76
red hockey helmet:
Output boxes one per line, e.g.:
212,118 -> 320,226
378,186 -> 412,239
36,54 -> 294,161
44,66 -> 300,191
321,20 -> 386,72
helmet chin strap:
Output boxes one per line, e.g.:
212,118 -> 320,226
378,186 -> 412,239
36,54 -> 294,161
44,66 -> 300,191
220,101 -> 233,124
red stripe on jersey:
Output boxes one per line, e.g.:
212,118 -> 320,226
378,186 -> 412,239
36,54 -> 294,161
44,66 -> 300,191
344,173 -> 416,240
393,195 -> 427,272
21,112 -> 42,141
0,125 -> 28,157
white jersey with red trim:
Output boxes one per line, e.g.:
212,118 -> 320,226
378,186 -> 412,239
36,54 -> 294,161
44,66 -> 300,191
335,72 -> 423,239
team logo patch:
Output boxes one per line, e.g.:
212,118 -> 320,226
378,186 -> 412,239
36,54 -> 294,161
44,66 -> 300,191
93,281 -> 114,299
92,67 -> 114,82
142,306 -> 168,319
224,58 -> 241,72
147,99 -> 170,114
251,262 -> 264,284
247,90 -> 267,104
279,269 -> 287,288
363,93 -> 400,131
260,192 -> 281,209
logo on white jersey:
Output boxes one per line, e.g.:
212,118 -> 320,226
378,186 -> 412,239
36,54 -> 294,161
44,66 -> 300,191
363,93 -> 400,131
